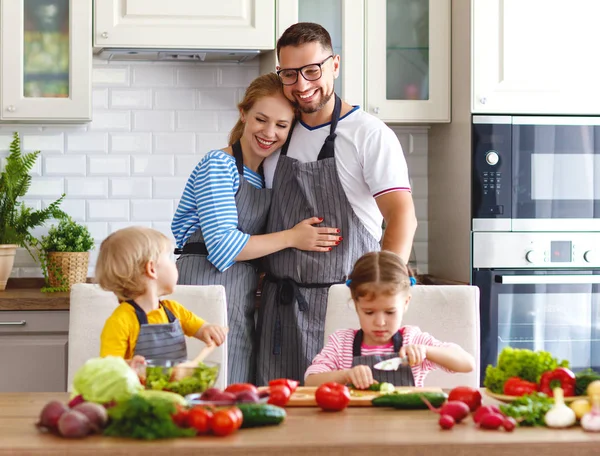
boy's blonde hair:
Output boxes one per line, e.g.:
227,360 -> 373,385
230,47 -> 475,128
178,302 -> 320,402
95,226 -> 172,301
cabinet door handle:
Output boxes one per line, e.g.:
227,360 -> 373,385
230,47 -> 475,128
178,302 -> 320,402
0,320 -> 26,326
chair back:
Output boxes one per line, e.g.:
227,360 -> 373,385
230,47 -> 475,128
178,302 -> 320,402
324,284 -> 480,388
68,284 -> 228,391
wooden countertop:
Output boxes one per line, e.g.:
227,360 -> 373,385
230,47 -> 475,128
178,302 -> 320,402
2,392 -> 599,456
0,279 -> 69,311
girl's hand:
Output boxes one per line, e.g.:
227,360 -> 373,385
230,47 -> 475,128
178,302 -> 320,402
288,217 -> 341,252
345,365 -> 375,390
399,345 -> 427,367
198,324 -> 228,346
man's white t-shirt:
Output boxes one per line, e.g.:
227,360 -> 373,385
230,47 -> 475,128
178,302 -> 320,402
263,106 -> 411,241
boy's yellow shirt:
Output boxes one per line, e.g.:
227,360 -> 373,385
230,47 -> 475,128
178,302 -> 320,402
100,299 -> 205,359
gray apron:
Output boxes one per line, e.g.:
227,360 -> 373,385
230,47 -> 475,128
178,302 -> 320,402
176,141 -> 271,385
129,300 -> 187,362
351,329 -> 415,386
256,95 -> 381,385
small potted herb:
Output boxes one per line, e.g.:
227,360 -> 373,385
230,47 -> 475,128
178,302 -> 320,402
38,217 -> 94,292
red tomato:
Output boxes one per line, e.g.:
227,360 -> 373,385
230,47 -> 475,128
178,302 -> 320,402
229,406 -> 243,429
267,385 -> 292,406
315,382 -> 350,412
448,386 -> 482,412
187,406 -> 213,434
171,404 -> 190,428
224,383 -> 259,395
211,409 -> 239,436
269,378 -> 300,393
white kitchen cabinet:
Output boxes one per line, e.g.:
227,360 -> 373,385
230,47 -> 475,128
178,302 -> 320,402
472,0 -> 600,115
0,0 -> 92,122
274,0 -> 451,123
94,0 -> 275,50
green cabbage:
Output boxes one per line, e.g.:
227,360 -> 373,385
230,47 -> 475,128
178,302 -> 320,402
73,356 -> 143,403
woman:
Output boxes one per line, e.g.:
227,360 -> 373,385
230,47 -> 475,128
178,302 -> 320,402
172,73 -> 341,384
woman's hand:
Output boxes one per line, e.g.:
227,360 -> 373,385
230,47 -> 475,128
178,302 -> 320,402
399,344 -> 427,367
197,324 -> 228,346
344,365 -> 375,390
288,217 -> 341,251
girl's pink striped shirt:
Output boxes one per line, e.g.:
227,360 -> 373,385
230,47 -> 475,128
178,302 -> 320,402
304,326 -> 457,387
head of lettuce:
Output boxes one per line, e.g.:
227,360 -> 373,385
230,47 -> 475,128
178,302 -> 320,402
73,356 -> 143,404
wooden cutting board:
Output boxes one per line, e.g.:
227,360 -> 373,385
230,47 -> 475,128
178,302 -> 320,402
286,386 -> 444,407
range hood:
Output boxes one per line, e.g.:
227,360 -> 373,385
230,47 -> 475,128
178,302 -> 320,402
95,48 -> 261,63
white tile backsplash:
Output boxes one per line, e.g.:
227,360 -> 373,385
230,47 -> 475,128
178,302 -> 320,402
9,60 -> 429,277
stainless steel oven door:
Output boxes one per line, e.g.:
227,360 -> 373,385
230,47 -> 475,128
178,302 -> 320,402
473,269 -> 600,385
512,116 -> 600,231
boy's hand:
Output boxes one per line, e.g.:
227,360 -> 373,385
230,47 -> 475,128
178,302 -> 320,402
399,345 -> 427,366
345,365 -> 375,390
126,355 -> 146,375
198,324 -> 228,346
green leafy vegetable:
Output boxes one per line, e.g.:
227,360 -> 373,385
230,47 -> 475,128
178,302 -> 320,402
104,394 -> 195,440
499,392 -> 554,426
575,368 -> 600,396
484,347 -> 569,393
146,362 -> 218,396
73,356 -> 143,404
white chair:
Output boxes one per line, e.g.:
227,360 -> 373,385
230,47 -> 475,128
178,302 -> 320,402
324,284 -> 480,388
68,284 -> 228,391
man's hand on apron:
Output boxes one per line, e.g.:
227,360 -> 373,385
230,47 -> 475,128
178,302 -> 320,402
197,323 -> 229,347
399,344 -> 427,367
288,216 -> 342,252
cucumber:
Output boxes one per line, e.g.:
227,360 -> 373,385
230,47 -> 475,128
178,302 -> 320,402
349,382 -> 395,392
137,389 -> 187,406
237,403 -> 286,428
371,391 -> 448,409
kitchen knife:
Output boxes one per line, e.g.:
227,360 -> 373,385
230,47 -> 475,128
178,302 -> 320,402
373,356 -> 409,371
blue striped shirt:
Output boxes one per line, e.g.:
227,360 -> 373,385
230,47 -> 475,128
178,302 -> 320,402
172,150 -> 264,272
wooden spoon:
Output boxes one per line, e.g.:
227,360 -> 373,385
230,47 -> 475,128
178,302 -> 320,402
170,344 -> 216,382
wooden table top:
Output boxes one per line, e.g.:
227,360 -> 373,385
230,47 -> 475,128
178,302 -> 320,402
1,392 -> 600,456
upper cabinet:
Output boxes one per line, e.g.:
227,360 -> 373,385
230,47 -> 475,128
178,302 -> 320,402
365,0 -> 450,123
94,0 -> 276,50
472,0 -> 600,115
0,0 -> 92,122
279,0 -> 451,123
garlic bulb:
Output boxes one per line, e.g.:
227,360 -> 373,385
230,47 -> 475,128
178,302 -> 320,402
544,387 -> 576,428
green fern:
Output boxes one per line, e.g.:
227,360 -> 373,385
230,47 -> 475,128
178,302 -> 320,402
0,132 -> 66,249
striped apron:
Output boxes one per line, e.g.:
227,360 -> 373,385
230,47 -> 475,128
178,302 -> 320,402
256,95 -> 381,385
176,141 -> 271,385
351,330 -> 415,386
128,300 -> 188,362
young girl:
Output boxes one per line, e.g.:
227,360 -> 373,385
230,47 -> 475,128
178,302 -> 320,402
97,226 -> 228,366
304,251 -> 475,388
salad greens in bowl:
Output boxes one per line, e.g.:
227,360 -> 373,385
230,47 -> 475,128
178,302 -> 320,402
139,359 -> 220,396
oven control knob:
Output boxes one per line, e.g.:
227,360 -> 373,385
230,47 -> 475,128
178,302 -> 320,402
584,250 -> 594,263
525,250 -> 541,263
486,151 -> 499,166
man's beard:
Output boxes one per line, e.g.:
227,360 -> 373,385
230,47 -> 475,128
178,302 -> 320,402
296,87 -> 334,114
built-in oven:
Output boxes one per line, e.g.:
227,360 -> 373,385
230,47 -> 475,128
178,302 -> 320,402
472,232 -> 600,385
472,116 -> 600,232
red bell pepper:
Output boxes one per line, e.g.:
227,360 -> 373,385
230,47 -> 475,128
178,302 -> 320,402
538,367 -> 576,397
268,378 -> 299,394
503,377 -> 538,396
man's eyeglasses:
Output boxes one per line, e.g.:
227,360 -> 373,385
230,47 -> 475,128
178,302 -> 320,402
277,55 -> 334,86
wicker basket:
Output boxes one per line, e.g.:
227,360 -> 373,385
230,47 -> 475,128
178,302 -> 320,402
46,252 -> 89,289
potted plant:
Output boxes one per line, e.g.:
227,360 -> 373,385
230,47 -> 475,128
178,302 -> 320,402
37,217 -> 95,292
0,132 -> 65,291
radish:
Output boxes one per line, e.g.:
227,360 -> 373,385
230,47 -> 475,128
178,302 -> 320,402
473,405 -> 502,424
503,417 -> 517,432
479,412 -> 505,430
439,414 -> 455,430
421,396 -> 470,423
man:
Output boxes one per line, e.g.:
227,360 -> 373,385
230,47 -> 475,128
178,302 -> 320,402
256,22 -> 417,385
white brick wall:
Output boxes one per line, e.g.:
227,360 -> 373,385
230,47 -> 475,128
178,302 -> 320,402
4,59 -> 428,277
